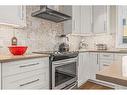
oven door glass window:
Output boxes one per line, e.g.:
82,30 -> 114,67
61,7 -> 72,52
55,62 -> 76,86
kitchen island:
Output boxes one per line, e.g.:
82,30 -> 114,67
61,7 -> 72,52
96,62 -> 127,88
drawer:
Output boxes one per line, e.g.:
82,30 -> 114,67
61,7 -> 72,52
99,59 -> 114,64
3,68 -> 49,89
100,63 -> 111,70
2,57 -> 49,77
99,53 -> 114,60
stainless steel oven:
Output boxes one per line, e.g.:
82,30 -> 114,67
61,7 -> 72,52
52,57 -> 78,89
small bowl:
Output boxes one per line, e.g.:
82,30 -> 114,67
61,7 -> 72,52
8,46 -> 28,55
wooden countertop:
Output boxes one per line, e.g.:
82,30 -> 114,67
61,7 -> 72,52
0,54 -> 49,63
96,62 -> 127,86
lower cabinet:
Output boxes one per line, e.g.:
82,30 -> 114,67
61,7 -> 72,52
3,69 -> 49,89
99,53 -> 114,70
78,52 -> 127,89
89,53 -> 99,80
78,52 -> 90,87
1,57 -> 49,89
0,64 -> 1,89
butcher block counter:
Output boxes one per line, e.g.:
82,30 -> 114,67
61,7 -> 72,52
0,54 -> 49,63
96,62 -> 127,87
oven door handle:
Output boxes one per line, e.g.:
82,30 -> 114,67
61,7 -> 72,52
53,60 -> 76,65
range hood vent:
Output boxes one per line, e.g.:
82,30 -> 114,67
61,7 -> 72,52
31,6 -> 71,23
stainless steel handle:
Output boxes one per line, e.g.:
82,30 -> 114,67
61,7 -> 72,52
19,79 -> 39,87
104,21 -> 106,32
19,63 -> 39,68
20,6 -> 23,20
73,20 -> 75,31
53,60 -> 76,65
97,54 -> 99,64
103,54 -> 110,57
22,6 -> 24,20
103,64 -> 109,66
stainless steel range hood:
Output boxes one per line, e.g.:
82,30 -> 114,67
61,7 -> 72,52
31,6 -> 71,23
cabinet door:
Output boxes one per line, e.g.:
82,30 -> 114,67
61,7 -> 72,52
80,6 -> 92,34
78,52 -> 90,87
63,6 -> 80,34
0,63 -> 2,89
63,6 -> 72,34
0,5 -> 26,28
72,6 -> 81,34
93,6 -> 108,34
89,53 -> 99,80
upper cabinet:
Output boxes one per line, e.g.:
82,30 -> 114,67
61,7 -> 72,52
64,6 -> 92,35
0,6 -> 26,28
116,6 -> 127,48
93,6 -> 110,34
63,6 -> 110,36
80,6 -> 92,35
63,6 -> 81,34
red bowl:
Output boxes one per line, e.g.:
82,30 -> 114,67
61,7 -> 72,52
8,46 -> 28,55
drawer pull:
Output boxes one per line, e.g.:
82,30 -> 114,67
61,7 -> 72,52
19,79 -> 39,87
19,63 -> 40,68
103,64 -> 109,66
103,55 -> 110,57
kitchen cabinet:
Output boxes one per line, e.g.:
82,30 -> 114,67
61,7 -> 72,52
78,52 -> 90,87
0,64 -> 1,89
64,6 -> 92,35
0,5 -> 26,28
89,53 -> 99,80
64,6 -> 80,34
93,6 -> 110,34
80,6 -> 92,35
99,53 -> 114,70
2,57 -> 49,89
64,6 -> 110,36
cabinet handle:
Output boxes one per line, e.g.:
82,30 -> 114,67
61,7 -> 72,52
19,63 -> 40,68
20,6 -> 24,20
73,20 -> 75,31
22,6 -> 24,20
103,64 -> 109,66
103,54 -> 110,57
97,54 -> 99,64
19,79 -> 39,87
104,21 -> 107,32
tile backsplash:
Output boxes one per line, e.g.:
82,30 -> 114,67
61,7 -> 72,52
68,33 -> 116,51
0,6 -> 64,54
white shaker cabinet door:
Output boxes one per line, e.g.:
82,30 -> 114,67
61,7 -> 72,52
93,6 -> 109,34
89,53 -> 99,80
78,52 -> 90,87
72,6 -> 81,34
0,6 -> 26,28
63,6 -> 81,34
80,6 -> 92,35
0,63 -> 1,89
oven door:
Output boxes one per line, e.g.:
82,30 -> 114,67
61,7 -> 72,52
52,58 -> 77,89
